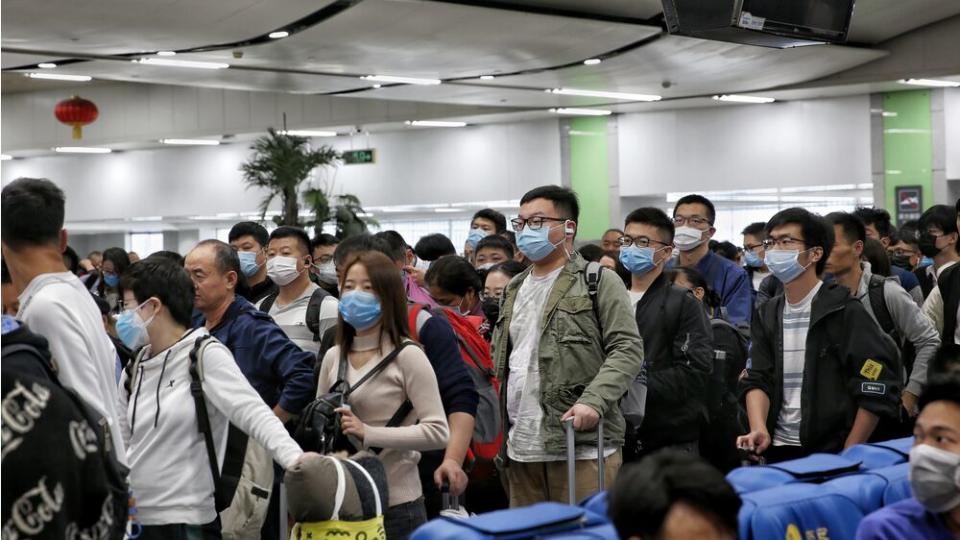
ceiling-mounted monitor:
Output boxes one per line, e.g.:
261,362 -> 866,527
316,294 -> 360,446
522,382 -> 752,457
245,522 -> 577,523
661,0 -> 856,48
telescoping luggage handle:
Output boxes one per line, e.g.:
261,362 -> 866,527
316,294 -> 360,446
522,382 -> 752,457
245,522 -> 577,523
562,417 -> 605,506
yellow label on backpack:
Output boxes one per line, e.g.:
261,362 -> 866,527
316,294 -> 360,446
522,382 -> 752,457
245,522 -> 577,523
290,517 -> 385,540
860,359 -> 883,381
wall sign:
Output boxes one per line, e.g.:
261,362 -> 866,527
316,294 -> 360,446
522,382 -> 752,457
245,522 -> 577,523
895,185 -> 922,226
342,149 -> 375,165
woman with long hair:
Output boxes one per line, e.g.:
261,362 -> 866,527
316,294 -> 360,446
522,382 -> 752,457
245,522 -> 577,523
97,246 -> 131,311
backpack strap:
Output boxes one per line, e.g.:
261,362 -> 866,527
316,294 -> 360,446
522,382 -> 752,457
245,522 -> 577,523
585,261 -> 602,325
305,288 -> 331,341
867,274 -> 899,343
342,341 -> 415,399
187,334 -> 234,512
430,308 -> 494,377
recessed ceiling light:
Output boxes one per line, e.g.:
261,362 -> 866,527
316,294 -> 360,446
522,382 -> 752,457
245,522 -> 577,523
898,78 -> 960,88
53,146 -> 112,154
156,51 -> 176,57
405,120 -> 468,127
361,75 -> 441,85
0,154 -> 13,161
547,87 -> 661,102
372,84 -> 382,89
281,130 -> 338,137
480,75 -> 495,80
583,58 -> 602,66
26,73 -> 92,81
159,138 -> 221,146
134,58 -> 229,69
548,108 -> 612,116
712,94 -> 776,104
37,63 -> 57,69
268,31 -> 289,39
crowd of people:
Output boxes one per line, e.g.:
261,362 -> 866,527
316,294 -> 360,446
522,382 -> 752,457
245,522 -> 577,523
2,175 -> 959,539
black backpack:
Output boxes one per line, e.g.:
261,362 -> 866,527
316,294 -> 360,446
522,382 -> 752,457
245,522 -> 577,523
866,274 -> 916,379
259,288 -> 331,341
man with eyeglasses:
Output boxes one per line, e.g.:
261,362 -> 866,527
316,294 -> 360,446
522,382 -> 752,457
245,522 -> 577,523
619,207 -> 713,461
920,203 -> 960,345
742,222 -> 782,307
493,185 -> 643,506
854,207 -> 924,306
738,208 -> 900,463
672,195 -> 752,326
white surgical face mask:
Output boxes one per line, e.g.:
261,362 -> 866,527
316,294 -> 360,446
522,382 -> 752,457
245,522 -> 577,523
909,443 -> 960,513
313,261 -> 337,284
673,226 -> 706,252
266,256 -> 303,286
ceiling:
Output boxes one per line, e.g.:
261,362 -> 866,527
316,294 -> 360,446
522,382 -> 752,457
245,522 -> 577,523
2,0 -> 959,122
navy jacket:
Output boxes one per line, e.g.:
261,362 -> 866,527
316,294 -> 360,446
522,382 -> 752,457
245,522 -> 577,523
193,295 -> 316,414
696,250 -> 753,326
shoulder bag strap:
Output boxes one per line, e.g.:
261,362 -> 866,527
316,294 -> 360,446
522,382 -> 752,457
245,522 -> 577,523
343,341 -> 414,398
187,335 -> 225,507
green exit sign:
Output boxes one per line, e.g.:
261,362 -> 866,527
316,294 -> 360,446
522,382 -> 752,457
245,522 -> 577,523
342,149 -> 376,165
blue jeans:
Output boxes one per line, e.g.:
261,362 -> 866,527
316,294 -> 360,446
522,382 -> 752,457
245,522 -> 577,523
384,497 -> 427,540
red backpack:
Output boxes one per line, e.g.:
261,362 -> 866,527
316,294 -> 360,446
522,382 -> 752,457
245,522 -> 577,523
408,305 -> 503,465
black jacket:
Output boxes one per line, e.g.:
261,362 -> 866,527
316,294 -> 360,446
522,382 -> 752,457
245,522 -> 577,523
740,282 -> 902,455
633,273 -> 714,450
939,264 -> 960,345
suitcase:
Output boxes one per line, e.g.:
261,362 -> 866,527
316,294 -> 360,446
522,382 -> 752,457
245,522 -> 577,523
411,418 -> 615,540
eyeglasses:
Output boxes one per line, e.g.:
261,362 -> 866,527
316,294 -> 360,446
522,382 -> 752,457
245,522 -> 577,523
743,243 -> 764,253
887,248 -> 917,257
619,235 -> 671,248
762,236 -> 807,250
511,216 -> 567,232
672,215 -> 712,228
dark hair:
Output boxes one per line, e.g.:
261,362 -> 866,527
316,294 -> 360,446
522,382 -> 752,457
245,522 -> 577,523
311,233 -> 339,251
603,250 -> 632,289
625,207 -> 676,244
673,194 -> 716,225
193,239 -> 250,298
475,234 -> 514,260
853,207 -> 893,240
228,221 -> 269,249
608,451 -> 741,540
373,231 -> 408,263
827,212 -> 867,245
1,259 -> 10,284
862,238 -> 891,277
120,257 -> 196,328
930,343 -> 960,377
741,222 -> 767,238
98,247 -> 131,299
91,293 -> 110,316
711,241 -> 740,263
898,220 -> 920,247
501,230 -> 517,246
918,373 -> 960,411
337,251 -> 410,354
487,260 -> 525,280
472,209 -> 507,233
1,177 -> 65,250
668,266 -> 721,309
63,245 -> 80,275
919,204 -> 960,254
149,250 -> 184,266
765,207 -> 834,275
520,185 -> 580,222
88,250 -> 103,260
604,228 -> 624,237
270,226 -> 312,257
425,255 -> 483,297
333,234 -> 394,268
577,243 -> 605,263
414,234 -> 457,262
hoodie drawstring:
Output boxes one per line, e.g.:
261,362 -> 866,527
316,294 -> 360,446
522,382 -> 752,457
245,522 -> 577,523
154,349 -> 172,428
130,365 -> 145,434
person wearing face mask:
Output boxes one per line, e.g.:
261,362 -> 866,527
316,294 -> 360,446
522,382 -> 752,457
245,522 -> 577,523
619,208 -> 713,462
742,221 -> 783,307
257,227 -> 338,356
97,246 -> 131,311
481,261 -> 524,341
473,234 -> 514,271
854,207 -> 924,306
310,233 -> 339,297
425,255 -> 485,320
465,209 -> 508,262
495,185 -> 644,506
856,374 -> 960,539
920,204 -> 960,344
229,221 -> 277,305
117,257 -> 304,539
317,251 -> 449,540
889,220 -> 932,304
737,208 -> 901,463
671,195 -> 752,326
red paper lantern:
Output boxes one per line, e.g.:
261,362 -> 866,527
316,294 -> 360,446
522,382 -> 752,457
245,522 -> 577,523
54,96 -> 99,139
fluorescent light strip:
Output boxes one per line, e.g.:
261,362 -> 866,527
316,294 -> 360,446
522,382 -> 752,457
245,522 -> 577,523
0,154 -> 12,161
282,130 -> 338,137
549,108 -> 612,116
26,72 -> 92,82
479,75 -> 495,80
434,208 -> 466,213
160,138 -> 221,146
157,51 -> 176,56
134,58 -> 229,69
54,147 -> 111,154
548,87 -> 661,102
405,120 -> 467,128
583,58 -> 602,65
361,75 -> 441,85
713,94 -> 776,104
268,31 -> 289,39
898,78 -> 960,88
37,63 -> 57,69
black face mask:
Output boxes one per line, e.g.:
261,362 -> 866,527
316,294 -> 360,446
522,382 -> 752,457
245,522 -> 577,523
890,254 -> 914,271
481,296 -> 500,327
918,232 -> 942,258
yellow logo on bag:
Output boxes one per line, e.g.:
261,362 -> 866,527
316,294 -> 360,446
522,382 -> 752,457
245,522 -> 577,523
860,359 -> 883,381
291,517 -> 386,540
785,524 -> 802,540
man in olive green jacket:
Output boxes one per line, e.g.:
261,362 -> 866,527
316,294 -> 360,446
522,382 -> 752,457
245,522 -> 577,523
493,185 -> 645,507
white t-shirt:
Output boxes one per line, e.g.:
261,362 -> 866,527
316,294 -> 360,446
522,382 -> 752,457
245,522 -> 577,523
257,283 -> 338,355
752,269 -> 771,293
773,281 -> 822,447
17,272 -> 127,463
628,290 -> 645,310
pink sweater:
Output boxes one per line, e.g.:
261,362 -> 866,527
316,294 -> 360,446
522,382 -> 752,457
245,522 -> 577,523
317,337 -> 449,507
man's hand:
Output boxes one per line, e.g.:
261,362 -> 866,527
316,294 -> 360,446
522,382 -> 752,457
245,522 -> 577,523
336,407 -> 365,442
403,265 -> 426,287
736,427 -> 771,455
434,458 -> 469,496
902,391 -> 918,418
561,403 -> 600,431
273,405 -> 292,424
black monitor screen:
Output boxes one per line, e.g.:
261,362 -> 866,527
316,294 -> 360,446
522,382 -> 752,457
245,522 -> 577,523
741,0 -> 853,32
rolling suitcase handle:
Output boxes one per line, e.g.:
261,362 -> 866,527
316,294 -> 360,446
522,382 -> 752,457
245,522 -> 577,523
562,417 -> 605,506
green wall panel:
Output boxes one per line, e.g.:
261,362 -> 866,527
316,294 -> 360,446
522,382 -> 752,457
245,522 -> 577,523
882,90 -> 932,222
569,117 -> 610,239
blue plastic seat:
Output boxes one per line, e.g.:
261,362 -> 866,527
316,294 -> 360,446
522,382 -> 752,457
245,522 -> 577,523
579,491 -> 607,517
726,453 -> 862,494
840,437 -> 913,470
821,462 -> 911,514
411,502 -> 611,540
738,483 -> 864,540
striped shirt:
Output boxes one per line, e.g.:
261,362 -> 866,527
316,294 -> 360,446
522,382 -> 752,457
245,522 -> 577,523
773,281 -> 822,447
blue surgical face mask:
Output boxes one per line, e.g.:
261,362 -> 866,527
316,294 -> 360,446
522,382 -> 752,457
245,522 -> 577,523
619,246 -> 665,276
103,272 -> 119,288
339,290 -> 382,331
744,250 -> 764,269
764,249 -> 812,284
467,228 -> 490,249
116,299 -> 156,350
238,251 -> 261,278
516,223 -> 565,262
918,256 -> 935,269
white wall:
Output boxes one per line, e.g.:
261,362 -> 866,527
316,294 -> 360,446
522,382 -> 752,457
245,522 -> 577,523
617,95 -> 873,196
